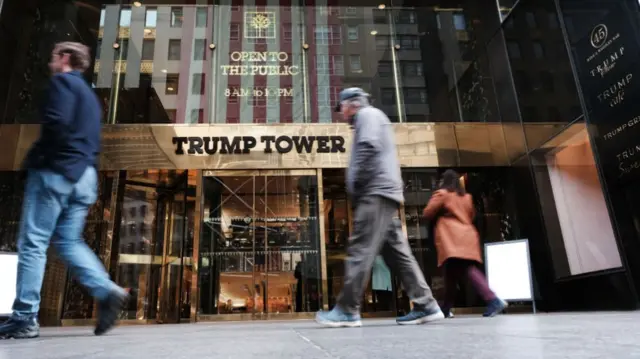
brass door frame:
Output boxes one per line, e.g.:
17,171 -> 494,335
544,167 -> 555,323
190,171 -> 203,322
156,172 -> 191,324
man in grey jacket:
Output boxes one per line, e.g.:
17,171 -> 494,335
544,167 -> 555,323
315,88 -> 443,327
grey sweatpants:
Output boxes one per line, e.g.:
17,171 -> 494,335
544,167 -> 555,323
337,195 -> 438,314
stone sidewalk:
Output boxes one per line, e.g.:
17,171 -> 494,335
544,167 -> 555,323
1,312 -> 638,358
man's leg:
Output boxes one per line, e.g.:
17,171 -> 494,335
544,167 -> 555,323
51,167 -> 126,335
0,170 -> 67,339
379,203 -> 443,325
316,196 -> 393,327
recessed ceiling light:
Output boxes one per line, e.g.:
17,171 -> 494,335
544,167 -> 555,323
167,87 -> 174,91
370,30 -> 378,35
161,69 -> 168,73
133,1 -> 142,7
378,4 -> 386,9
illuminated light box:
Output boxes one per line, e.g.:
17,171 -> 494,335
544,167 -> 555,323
0,252 -> 18,316
484,239 -> 536,312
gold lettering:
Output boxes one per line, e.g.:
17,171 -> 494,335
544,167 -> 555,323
221,52 -> 298,76
225,87 -> 294,97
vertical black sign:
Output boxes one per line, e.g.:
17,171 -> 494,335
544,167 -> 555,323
573,5 -> 640,183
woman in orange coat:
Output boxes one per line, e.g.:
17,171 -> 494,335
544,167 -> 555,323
423,170 -> 507,317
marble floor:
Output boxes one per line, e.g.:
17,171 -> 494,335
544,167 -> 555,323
1,312 -> 637,358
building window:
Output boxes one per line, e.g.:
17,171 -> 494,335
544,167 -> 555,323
145,8 -> 157,28
319,6 -> 340,16
119,9 -> 132,27
283,24 -> 292,42
317,86 -> 339,107
403,62 -> 423,77
314,25 -> 341,45
526,12 -> 537,28
348,26 -> 359,41
192,73 -> 205,95
316,55 -> 330,74
249,88 -> 267,107
230,23 -> 241,41
171,7 -> 183,28
194,39 -> 206,61
166,74 -> 179,95
396,10 -> 416,24
507,41 -> 521,59
191,109 -> 204,123
376,36 -> 390,50
346,7 -> 357,15
381,88 -> 395,105
350,55 -> 362,72
378,62 -> 392,77
332,55 -> 344,75
453,13 -> 466,30
536,129 -> 622,276
373,9 -> 387,24
166,109 -> 177,122
533,41 -> 545,59
141,40 -> 155,61
196,7 -> 208,28
100,8 -> 106,27
168,39 -> 181,61
398,35 -> 419,49
540,71 -> 554,92
404,88 -> 428,104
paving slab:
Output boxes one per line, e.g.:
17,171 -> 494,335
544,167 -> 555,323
1,312 -> 639,359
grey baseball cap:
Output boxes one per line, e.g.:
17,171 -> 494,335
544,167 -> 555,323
334,87 -> 370,112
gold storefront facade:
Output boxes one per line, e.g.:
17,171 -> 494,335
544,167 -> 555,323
0,121 -> 579,325
4,0 -> 638,326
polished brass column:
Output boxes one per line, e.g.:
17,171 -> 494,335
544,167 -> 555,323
316,169 -> 329,311
190,170 -> 203,322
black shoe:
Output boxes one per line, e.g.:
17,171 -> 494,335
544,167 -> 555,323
441,307 -> 454,318
95,290 -> 128,336
0,317 -> 40,340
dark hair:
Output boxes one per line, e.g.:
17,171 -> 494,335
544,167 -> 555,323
439,169 -> 465,196
54,42 -> 91,72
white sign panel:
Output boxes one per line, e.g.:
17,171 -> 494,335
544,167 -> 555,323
485,240 -> 534,301
0,253 -> 18,315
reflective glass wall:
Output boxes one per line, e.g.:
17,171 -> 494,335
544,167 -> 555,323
0,0 -> 509,125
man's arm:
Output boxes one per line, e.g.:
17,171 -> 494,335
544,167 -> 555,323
351,112 -> 381,190
42,74 -> 76,136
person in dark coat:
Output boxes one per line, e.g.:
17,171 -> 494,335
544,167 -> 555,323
0,42 -> 127,340
423,170 -> 507,317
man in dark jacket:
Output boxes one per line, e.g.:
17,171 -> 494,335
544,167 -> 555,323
0,42 -> 127,340
315,88 -> 443,327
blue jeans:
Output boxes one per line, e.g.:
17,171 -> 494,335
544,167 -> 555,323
12,167 -> 118,319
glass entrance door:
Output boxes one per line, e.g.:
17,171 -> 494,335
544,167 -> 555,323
114,170 -> 195,323
198,170 -> 321,319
